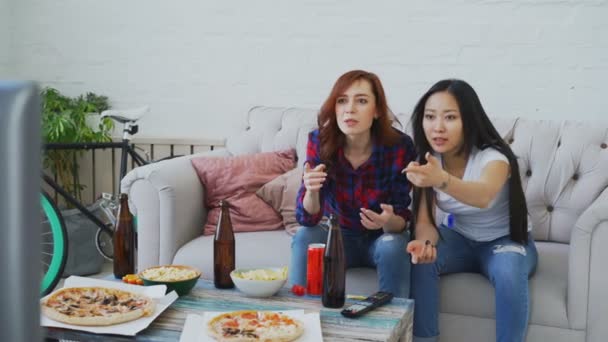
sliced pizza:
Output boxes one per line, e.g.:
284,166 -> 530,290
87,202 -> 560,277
41,286 -> 155,326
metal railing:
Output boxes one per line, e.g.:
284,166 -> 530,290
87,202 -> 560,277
43,138 -> 225,206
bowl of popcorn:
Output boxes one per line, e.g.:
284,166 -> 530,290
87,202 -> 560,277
138,265 -> 201,296
230,266 -> 288,297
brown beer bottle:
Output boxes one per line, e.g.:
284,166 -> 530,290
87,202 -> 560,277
214,200 -> 235,288
113,193 -> 135,278
322,214 -> 346,308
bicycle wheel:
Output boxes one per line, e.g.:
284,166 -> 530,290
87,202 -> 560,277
40,191 -> 68,296
96,227 -> 114,261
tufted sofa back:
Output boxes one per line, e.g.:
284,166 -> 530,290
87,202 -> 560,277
225,106 -> 608,244
225,106 -> 318,166
509,120 -> 608,243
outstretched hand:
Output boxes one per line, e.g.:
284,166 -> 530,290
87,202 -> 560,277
360,203 -> 394,230
401,152 -> 446,188
406,239 -> 437,264
303,162 -> 327,193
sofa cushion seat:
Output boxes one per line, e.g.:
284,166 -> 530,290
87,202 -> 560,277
439,241 -> 569,329
173,230 -> 294,280
173,230 -> 385,296
174,232 -> 569,329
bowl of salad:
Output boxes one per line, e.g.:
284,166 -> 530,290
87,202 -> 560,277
230,267 -> 288,297
138,265 -> 201,296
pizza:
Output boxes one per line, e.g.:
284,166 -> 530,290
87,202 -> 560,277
41,286 -> 156,326
207,310 -> 304,342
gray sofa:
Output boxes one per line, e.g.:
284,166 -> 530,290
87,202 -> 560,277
122,106 -> 608,342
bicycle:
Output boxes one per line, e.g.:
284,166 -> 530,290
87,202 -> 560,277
40,106 -> 159,296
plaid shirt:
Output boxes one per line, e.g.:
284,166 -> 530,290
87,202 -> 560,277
296,129 -> 415,231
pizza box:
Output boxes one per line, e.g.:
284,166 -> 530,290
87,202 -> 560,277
40,275 -> 178,336
179,310 -> 323,342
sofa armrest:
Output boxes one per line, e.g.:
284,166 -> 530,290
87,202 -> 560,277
568,186 -> 608,336
121,149 -> 230,270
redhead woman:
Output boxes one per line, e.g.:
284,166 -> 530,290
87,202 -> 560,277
288,70 -> 416,298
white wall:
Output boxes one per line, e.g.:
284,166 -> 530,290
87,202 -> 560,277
9,0 -> 608,140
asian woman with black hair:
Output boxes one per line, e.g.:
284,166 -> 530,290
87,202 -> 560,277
404,79 -> 538,342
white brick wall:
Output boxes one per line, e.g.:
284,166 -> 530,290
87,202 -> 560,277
7,0 -> 608,140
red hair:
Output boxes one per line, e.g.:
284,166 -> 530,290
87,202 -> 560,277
318,70 -> 401,165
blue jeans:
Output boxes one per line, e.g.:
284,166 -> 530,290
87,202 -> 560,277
289,224 -> 411,298
411,226 -> 538,342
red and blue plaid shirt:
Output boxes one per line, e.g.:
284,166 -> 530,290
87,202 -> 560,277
296,129 -> 415,231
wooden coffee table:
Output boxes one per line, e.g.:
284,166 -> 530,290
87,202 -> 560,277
43,279 -> 413,341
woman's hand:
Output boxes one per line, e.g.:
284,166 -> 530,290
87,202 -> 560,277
360,203 -> 394,230
402,152 -> 447,188
303,162 -> 327,193
406,239 -> 437,264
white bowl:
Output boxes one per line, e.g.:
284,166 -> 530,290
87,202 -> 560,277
230,267 -> 287,297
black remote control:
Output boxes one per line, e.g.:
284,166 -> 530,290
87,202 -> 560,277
340,291 -> 394,318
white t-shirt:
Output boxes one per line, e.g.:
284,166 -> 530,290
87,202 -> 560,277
435,146 -> 511,241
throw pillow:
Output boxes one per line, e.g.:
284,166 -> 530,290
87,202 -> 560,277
191,149 -> 296,235
256,167 -> 303,235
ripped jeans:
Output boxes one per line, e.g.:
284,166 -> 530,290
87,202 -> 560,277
411,226 -> 538,342
289,224 -> 411,298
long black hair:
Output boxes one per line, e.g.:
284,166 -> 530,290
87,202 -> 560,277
410,79 -> 528,244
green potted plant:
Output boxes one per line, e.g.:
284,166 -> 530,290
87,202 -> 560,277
42,87 -> 115,204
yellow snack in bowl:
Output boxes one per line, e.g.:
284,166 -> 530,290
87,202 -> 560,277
233,267 -> 288,281
141,266 -> 199,282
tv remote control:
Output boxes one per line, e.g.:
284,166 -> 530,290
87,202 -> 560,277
340,291 -> 394,318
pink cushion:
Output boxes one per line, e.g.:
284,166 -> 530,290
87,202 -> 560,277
256,167 -> 303,235
191,150 -> 296,235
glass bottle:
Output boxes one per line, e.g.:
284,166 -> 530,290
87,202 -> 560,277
214,200 -> 235,288
113,193 -> 135,278
322,213 -> 345,308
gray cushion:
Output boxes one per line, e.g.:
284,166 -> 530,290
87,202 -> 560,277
439,241 -> 569,328
439,313 -> 584,342
174,230 -> 383,296
173,230 -> 293,280
345,268 -> 378,296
